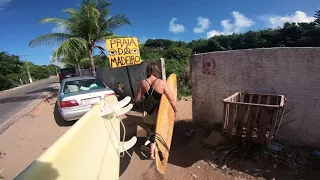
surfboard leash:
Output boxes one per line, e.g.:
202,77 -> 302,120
100,99 -> 132,158
147,133 -> 170,161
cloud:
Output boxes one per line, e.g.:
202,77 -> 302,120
206,30 -> 229,37
193,17 -> 211,33
169,17 -> 185,33
206,11 -> 254,38
0,0 -> 12,11
221,19 -> 233,32
267,11 -> 315,28
52,23 -> 67,33
232,11 -> 254,32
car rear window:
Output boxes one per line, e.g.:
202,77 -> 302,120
63,78 -> 106,94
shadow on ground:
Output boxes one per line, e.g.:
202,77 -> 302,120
49,87 -> 76,127
118,113 -> 320,180
14,161 -> 59,179
53,102 -> 77,127
0,95 -> 42,104
118,114 -> 210,176
26,87 -> 56,94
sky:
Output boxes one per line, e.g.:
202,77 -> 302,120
0,0 -> 319,66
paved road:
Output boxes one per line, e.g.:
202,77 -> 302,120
0,76 -> 59,127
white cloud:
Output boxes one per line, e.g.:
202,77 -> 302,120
206,30 -> 230,37
268,11 -> 315,28
221,19 -> 233,32
52,23 -> 67,33
169,17 -> 185,33
206,11 -> 254,38
0,0 -> 12,11
193,17 -> 211,33
0,0 -> 12,4
232,11 -> 254,32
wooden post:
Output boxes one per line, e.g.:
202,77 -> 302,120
160,58 -> 166,81
125,66 -> 135,98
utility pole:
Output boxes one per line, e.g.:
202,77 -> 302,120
22,55 -> 33,83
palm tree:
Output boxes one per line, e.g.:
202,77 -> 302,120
29,0 -> 131,77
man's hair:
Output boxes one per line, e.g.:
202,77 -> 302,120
146,62 -> 161,79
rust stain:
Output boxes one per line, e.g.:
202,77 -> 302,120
202,58 -> 216,75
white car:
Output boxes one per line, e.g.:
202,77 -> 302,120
57,76 -> 115,121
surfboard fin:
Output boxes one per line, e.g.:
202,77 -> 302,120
117,136 -> 137,154
144,140 -> 151,146
100,96 -> 132,117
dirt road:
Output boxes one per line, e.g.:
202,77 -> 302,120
0,76 -> 59,132
0,92 -> 71,179
0,94 -> 243,180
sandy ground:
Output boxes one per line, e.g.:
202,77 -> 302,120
0,94 -> 70,179
0,94 -> 256,180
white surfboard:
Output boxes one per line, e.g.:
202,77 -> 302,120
100,96 -> 131,116
101,103 -> 133,117
15,95 -> 136,180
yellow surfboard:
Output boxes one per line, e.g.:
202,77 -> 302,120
155,74 -> 177,174
15,95 -> 136,180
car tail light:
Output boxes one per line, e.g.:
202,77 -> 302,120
59,73 -> 63,81
105,93 -> 116,97
60,100 -> 79,108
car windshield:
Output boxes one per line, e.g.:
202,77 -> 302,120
63,78 -> 106,94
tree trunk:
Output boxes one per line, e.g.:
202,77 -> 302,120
76,60 -> 82,77
88,47 -> 96,77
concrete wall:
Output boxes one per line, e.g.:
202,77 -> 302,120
190,47 -> 320,146
79,59 -> 165,98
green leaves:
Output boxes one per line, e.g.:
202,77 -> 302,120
29,33 -> 71,47
52,37 -> 88,60
104,15 -> 132,32
165,46 -> 192,61
39,18 -> 71,28
0,51 -> 61,90
29,0 -> 131,73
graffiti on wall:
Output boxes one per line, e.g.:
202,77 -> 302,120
202,58 -> 216,75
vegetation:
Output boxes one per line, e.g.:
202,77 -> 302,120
29,0 -> 131,77
140,10 -> 320,96
0,51 -> 60,90
2,5 -> 319,97
62,54 -> 108,69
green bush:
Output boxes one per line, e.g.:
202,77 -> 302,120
165,46 -> 192,61
0,75 -> 14,90
165,59 -> 192,98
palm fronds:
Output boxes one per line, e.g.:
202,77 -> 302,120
30,0 -> 131,75
52,37 -> 88,60
103,14 -> 132,32
29,33 -> 71,47
39,18 -> 71,27
63,8 -> 78,15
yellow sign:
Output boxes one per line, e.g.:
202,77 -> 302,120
105,37 -> 141,68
